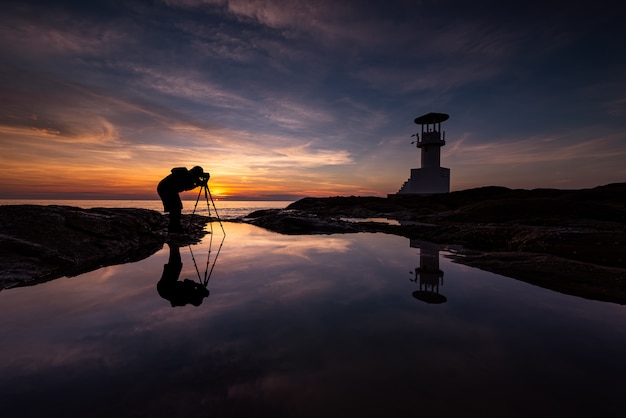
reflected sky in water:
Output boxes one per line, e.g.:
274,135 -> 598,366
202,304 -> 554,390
2,223 -> 626,417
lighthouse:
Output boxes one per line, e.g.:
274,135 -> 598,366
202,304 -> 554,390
396,112 -> 450,194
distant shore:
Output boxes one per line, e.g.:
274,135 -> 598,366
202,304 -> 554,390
1,183 -> 625,304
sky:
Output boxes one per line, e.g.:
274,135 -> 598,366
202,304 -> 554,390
1,0 -> 625,200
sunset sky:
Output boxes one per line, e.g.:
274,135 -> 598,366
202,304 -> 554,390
1,0 -> 625,200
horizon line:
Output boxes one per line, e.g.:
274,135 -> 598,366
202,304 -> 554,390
2,181 -> 623,202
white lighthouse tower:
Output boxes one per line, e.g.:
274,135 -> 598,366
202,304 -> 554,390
397,112 -> 450,195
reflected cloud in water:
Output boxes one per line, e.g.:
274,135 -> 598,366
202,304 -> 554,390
1,223 -> 626,417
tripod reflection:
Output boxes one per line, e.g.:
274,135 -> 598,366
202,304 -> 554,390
157,242 -> 210,307
188,230 -> 225,287
409,240 -> 447,304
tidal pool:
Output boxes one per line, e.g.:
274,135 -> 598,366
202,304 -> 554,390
1,223 -> 626,417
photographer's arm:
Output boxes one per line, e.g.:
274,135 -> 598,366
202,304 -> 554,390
184,173 -> 210,190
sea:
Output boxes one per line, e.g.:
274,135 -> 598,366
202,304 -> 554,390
0,199 -> 293,220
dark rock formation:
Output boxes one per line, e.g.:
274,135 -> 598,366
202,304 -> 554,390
244,183 -> 626,304
0,205 -> 209,290
2,183 -> 625,304
244,209 -> 362,234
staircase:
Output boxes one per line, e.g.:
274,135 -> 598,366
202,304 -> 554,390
397,179 -> 410,194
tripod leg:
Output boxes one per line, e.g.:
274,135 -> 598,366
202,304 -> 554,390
204,185 -> 211,215
203,185 -> 213,235
188,186 -> 204,231
206,185 -> 226,236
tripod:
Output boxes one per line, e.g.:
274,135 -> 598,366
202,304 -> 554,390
189,179 -> 225,235
188,179 -> 226,287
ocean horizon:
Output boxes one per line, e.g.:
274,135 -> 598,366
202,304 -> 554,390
0,199 -> 294,220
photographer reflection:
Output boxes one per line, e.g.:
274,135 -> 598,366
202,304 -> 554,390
157,166 -> 209,233
157,241 -> 210,307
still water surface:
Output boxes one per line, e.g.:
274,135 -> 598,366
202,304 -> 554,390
1,223 -> 626,417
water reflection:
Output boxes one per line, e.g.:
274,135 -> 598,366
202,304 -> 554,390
409,239 -> 447,304
157,242 -> 209,307
196,225 -> 226,288
157,228 -> 226,307
2,224 -> 626,417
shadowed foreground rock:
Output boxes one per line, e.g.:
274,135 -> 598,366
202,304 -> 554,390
0,205 -> 209,291
243,183 -> 626,304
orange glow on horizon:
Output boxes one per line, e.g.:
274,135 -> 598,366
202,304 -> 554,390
0,163 -> 365,199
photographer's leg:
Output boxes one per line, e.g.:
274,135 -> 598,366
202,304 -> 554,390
168,194 -> 184,233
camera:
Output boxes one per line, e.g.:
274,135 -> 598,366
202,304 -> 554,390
199,172 -> 210,185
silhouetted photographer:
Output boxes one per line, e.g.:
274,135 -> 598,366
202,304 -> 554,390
157,242 -> 209,307
157,166 -> 208,233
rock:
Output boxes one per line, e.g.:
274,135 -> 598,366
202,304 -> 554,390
246,209 -> 360,234
0,205 -> 210,290
241,183 -> 626,304
3,183 -> 625,304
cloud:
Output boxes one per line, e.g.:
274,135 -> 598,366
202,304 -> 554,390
128,64 -> 255,110
447,129 -> 626,166
258,97 -> 336,130
1,0 -> 624,198
0,7 -> 129,59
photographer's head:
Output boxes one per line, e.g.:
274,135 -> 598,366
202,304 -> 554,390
190,165 -> 209,183
190,166 -> 204,176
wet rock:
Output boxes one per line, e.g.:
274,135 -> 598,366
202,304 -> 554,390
246,209 -> 360,234
242,183 -> 626,304
0,205 -> 209,290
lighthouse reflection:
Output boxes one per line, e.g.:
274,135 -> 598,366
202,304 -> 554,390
409,240 -> 447,304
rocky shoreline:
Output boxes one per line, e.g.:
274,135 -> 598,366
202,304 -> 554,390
243,183 -> 626,304
1,183 -> 625,304
0,205 -> 209,290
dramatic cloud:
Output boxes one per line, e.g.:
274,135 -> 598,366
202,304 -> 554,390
1,0 -> 625,198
